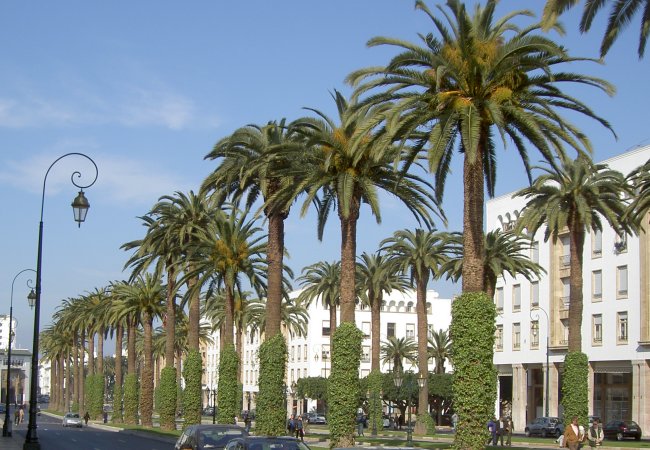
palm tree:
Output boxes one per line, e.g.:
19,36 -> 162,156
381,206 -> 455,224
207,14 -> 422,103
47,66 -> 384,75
202,118 -> 308,339
296,261 -> 342,350
542,0 -> 650,58
112,274 -> 165,427
427,329 -> 451,374
441,230 -> 546,299
380,336 -> 417,374
347,0 -> 614,295
515,153 -> 633,352
284,90 -> 438,325
381,228 -> 449,432
627,158 -> 650,223
248,297 -> 309,340
356,252 -> 409,371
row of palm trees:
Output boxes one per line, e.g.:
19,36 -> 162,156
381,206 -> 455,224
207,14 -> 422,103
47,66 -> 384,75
39,1 -> 650,445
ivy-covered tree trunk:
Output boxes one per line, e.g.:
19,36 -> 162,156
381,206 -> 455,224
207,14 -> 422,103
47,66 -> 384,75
217,345 -> 239,425
415,275 -> 429,435
159,367 -> 178,430
123,373 -> 139,425
368,370 -> 382,436
183,350 -> 203,427
450,292 -> 496,450
561,352 -> 589,427
112,383 -> 123,423
113,324 -> 123,423
256,335 -> 287,436
329,323 -> 363,448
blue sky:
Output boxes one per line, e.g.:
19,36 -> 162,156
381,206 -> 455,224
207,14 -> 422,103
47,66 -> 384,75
2,1 -> 649,349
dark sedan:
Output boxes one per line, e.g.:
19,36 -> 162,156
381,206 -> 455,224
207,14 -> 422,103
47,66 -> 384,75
175,424 -> 247,450
524,416 -> 564,438
224,436 -> 311,450
602,420 -> 642,441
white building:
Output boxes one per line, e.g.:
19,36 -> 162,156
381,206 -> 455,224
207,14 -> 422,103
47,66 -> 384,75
201,289 -> 452,416
1,348 -> 33,405
0,315 -> 17,350
486,145 -> 650,435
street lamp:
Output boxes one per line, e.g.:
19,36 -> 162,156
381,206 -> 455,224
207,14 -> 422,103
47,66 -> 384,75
393,368 -> 413,447
24,153 -> 98,450
211,388 -> 217,424
3,269 -> 36,438
366,388 -> 379,436
530,306 -> 550,417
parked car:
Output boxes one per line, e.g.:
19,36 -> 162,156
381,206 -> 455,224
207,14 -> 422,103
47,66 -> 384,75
224,436 -> 311,450
174,424 -> 247,450
524,416 -> 564,438
307,415 -> 327,425
602,420 -> 642,441
202,406 -> 216,416
62,412 -> 83,428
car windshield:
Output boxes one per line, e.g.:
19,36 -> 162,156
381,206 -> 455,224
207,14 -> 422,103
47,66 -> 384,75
627,421 -> 638,427
199,428 -> 245,448
67,414 -> 80,418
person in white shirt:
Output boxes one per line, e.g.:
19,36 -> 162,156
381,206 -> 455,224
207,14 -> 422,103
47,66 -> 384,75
587,418 -> 604,448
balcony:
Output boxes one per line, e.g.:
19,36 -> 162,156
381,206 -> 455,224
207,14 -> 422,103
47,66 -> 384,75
559,255 -> 570,267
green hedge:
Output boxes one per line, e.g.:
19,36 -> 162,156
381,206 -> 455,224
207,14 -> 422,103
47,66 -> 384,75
84,374 -> 104,420
450,292 -> 497,450
217,344 -> 239,425
159,367 -> 178,430
561,352 -> 589,426
328,323 -> 363,449
255,334 -> 287,436
417,412 -> 436,435
112,382 -> 123,423
368,370 -> 383,435
183,350 -> 203,427
123,373 -> 139,425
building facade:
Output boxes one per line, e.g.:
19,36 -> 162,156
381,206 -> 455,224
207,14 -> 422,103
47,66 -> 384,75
486,145 -> 650,435
201,288 -> 452,416
1,348 -> 33,405
0,315 -> 17,350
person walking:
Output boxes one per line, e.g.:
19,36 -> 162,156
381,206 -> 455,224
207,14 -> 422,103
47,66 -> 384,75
488,417 -> 497,445
451,412 -> 458,432
19,406 -> 24,424
295,416 -> 304,442
495,416 -> 503,445
563,416 -> 584,450
504,416 -> 514,446
244,414 -> 251,433
84,411 -> 90,426
287,414 -> 295,434
14,408 -> 20,425
587,418 -> 604,448
356,412 -> 365,437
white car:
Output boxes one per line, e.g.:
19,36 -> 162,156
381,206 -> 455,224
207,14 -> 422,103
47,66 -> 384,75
62,412 -> 83,428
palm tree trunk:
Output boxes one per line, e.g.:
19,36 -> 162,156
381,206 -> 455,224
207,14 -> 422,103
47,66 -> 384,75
140,313 -> 154,427
265,210 -> 286,338
165,269 -> 176,368
338,203 -> 359,323
127,319 -> 137,375
415,276 -> 429,434
188,267 -> 200,351
462,149 -> 486,293
97,328 -> 104,375
329,301 -> 337,351
79,329 -> 86,414
59,354 -> 66,412
371,290 -> 382,371
65,353 -> 71,412
568,225 -> 585,352
88,331 -> 95,376
236,325 -> 244,384
115,324 -> 123,421
222,286 -> 235,347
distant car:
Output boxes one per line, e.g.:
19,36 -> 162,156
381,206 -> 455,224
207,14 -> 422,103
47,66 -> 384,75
224,436 -> 311,450
308,415 -> 327,425
62,412 -> 83,428
602,420 -> 642,441
174,424 -> 247,450
524,416 -> 564,438
202,406 -> 216,416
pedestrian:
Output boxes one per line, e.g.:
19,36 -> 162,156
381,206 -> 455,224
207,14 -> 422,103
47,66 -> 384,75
84,411 -> 90,426
495,416 -> 502,445
287,414 -> 295,434
244,414 -> 251,433
14,408 -> 20,425
19,406 -> 24,424
563,416 -> 584,450
587,418 -> 604,448
504,416 -> 514,446
487,417 -> 497,446
451,412 -> 458,432
295,416 -> 304,442
356,412 -> 365,437
103,410 -> 108,423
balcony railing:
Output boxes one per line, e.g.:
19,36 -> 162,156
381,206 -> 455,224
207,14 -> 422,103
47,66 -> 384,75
559,255 -> 570,267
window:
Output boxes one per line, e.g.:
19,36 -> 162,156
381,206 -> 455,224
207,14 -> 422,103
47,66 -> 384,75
617,312 -> 628,343
495,325 -> 503,351
362,322 -> 370,337
561,320 -> 569,346
362,346 -> 370,362
291,369 -> 295,383
617,266 -> 628,298
531,281 -> 539,307
406,323 -> 415,338
496,287 -> 504,311
560,235 -> 570,267
561,278 -> 570,309
297,345 -> 301,362
428,324 -> 435,339
513,284 -> 521,311
614,233 -> 628,254
322,320 -> 331,336
304,345 -> 308,361
530,321 -> 539,349
322,344 -> 330,361
531,241 -> 539,263
406,302 -> 414,313
592,315 -> 602,345
291,346 -> 295,362
387,322 -> 396,338
592,270 -> 602,301
513,323 -> 521,350
592,229 -> 602,257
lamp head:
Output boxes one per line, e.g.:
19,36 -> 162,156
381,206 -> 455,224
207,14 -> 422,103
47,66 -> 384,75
27,288 -> 37,309
71,190 -> 90,227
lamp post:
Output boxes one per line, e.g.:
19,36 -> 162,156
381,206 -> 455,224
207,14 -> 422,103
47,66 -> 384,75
24,153 -> 98,450
394,368 -> 413,447
530,306 -> 550,417
367,388 -> 379,436
3,269 -> 36,437
212,388 -> 217,424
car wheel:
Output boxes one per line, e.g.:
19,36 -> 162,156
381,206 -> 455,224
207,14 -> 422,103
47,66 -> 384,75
616,432 -> 624,441
525,428 -> 531,437
635,435 -> 641,441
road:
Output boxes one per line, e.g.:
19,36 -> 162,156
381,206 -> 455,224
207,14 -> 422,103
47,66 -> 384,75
10,413 -> 176,450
